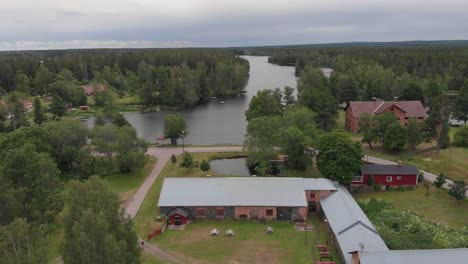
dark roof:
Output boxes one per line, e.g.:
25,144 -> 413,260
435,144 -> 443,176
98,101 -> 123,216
168,207 -> 189,218
347,100 -> 427,118
361,164 -> 419,175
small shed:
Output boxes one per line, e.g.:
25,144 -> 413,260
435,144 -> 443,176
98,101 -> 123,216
168,208 -> 188,226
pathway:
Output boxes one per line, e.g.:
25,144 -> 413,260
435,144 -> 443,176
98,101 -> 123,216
364,155 -> 467,197
124,146 -> 243,263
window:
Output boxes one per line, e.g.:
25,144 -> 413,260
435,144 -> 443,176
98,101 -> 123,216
397,176 -> 402,180
196,208 -> 205,217
387,176 -> 393,182
310,193 -> 316,199
353,176 -> 363,182
266,209 -> 273,216
216,207 -> 224,216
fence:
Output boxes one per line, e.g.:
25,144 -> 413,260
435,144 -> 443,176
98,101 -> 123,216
147,221 -> 167,240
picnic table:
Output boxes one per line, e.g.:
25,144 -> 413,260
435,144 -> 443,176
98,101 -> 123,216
317,244 -> 327,252
265,226 -> 273,233
226,229 -> 235,236
210,229 -> 219,236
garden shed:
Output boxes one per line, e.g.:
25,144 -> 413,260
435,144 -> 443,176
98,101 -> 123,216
168,207 -> 188,226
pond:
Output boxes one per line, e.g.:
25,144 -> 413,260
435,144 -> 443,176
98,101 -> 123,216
209,157 -> 251,176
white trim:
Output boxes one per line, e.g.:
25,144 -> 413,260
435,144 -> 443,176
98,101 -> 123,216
397,176 -> 402,180
387,176 -> 393,182
353,175 -> 364,182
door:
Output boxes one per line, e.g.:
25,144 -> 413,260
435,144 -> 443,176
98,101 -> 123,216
174,215 -> 182,225
277,207 -> 292,220
308,202 -> 317,213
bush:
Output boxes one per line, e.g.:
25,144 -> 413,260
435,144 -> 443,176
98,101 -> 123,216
374,184 -> 383,192
435,173 -> 447,188
200,159 -> 210,171
453,125 -> 468,147
170,154 -> 177,165
418,171 -> 425,183
367,175 -> 375,187
449,180 -> 466,201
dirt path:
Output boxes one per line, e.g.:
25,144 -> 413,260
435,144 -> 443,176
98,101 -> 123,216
125,146 -> 242,263
364,155 -> 467,197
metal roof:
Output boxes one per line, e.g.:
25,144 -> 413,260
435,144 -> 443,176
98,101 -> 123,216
168,207 -> 189,217
320,185 -> 389,264
158,177 -> 336,207
361,164 -> 419,175
358,248 -> 468,264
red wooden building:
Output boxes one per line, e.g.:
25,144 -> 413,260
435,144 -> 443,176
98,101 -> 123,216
168,208 -> 188,226
345,99 -> 427,132
352,164 -> 419,188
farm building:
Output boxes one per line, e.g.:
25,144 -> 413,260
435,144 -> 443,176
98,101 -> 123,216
82,83 -> 105,96
158,177 -> 337,225
352,248 -> 468,264
352,164 -> 419,188
345,99 -> 427,132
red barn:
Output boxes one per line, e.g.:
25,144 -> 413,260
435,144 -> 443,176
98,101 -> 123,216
168,208 -> 188,226
353,164 -> 419,188
345,99 -> 427,132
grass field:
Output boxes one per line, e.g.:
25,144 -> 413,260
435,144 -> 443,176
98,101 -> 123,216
152,219 -> 342,264
355,186 -> 468,228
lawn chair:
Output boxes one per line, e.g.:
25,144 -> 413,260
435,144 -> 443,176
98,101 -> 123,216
317,244 -> 327,252
226,229 -> 235,236
210,229 -> 219,236
265,226 -> 273,233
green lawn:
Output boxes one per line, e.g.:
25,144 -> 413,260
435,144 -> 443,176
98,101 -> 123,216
355,186 -> 468,228
134,152 -> 245,238
151,219 -> 341,264
103,159 -> 156,203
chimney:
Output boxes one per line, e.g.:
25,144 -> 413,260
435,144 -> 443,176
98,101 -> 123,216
393,96 -> 398,101
372,97 -> 377,102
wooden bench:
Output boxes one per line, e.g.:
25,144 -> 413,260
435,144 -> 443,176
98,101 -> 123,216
317,245 -> 327,252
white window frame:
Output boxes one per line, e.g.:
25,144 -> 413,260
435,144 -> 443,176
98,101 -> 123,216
387,176 -> 393,182
397,176 -> 402,180
353,175 -> 364,182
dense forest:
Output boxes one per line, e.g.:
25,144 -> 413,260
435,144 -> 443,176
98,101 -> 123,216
0,49 -> 249,108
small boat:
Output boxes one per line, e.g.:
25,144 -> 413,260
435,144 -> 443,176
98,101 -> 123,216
219,101 -> 225,104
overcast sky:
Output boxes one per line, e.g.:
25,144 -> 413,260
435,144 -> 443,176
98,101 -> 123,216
1,0 -> 467,50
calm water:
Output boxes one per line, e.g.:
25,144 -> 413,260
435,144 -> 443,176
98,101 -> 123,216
209,158 -> 251,176
119,56 -> 297,145
82,57 -> 330,145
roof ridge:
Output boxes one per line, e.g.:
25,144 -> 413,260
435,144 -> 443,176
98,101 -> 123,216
373,101 -> 387,113
337,220 -> 378,236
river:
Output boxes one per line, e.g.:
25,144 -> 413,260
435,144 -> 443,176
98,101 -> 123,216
83,56 -> 331,145
121,56 -> 298,145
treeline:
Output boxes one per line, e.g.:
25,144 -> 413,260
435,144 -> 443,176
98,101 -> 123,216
0,117 -> 147,263
0,49 -> 249,107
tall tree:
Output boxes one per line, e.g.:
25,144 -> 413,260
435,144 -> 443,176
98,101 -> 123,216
299,86 -> 337,130
406,117 -> 421,150
33,97 -> 45,125
245,89 -> 283,121
283,86 -> 296,107
34,64 -> 54,96
7,93 -> 29,130
163,114 -> 187,145
383,123 -> 407,151
397,77 -> 425,104
50,95 -> 67,119
317,133 -> 363,186
62,177 -> 140,264
280,126 -> 310,170
359,113 -> 378,149
0,218 -> 48,264
454,81 -> 468,123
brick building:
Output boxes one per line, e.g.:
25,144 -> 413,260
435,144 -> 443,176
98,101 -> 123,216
158,177 -> 337,225
345,100 -> 427,132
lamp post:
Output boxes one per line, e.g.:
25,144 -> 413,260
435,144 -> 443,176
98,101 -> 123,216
182,130 -> 185,152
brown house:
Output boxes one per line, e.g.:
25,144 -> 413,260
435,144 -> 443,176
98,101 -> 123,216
82,84 -> 105,96
345,99 -> 427,132
158,177 -> 337,225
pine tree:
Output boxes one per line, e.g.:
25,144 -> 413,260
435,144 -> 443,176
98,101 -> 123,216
33,97 -> 45,125
406,117 -> 421,150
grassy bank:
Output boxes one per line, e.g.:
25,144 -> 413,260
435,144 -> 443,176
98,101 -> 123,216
355,186 -> 468,228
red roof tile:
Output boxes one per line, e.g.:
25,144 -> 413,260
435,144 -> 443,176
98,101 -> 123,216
348,100 -> 427,118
